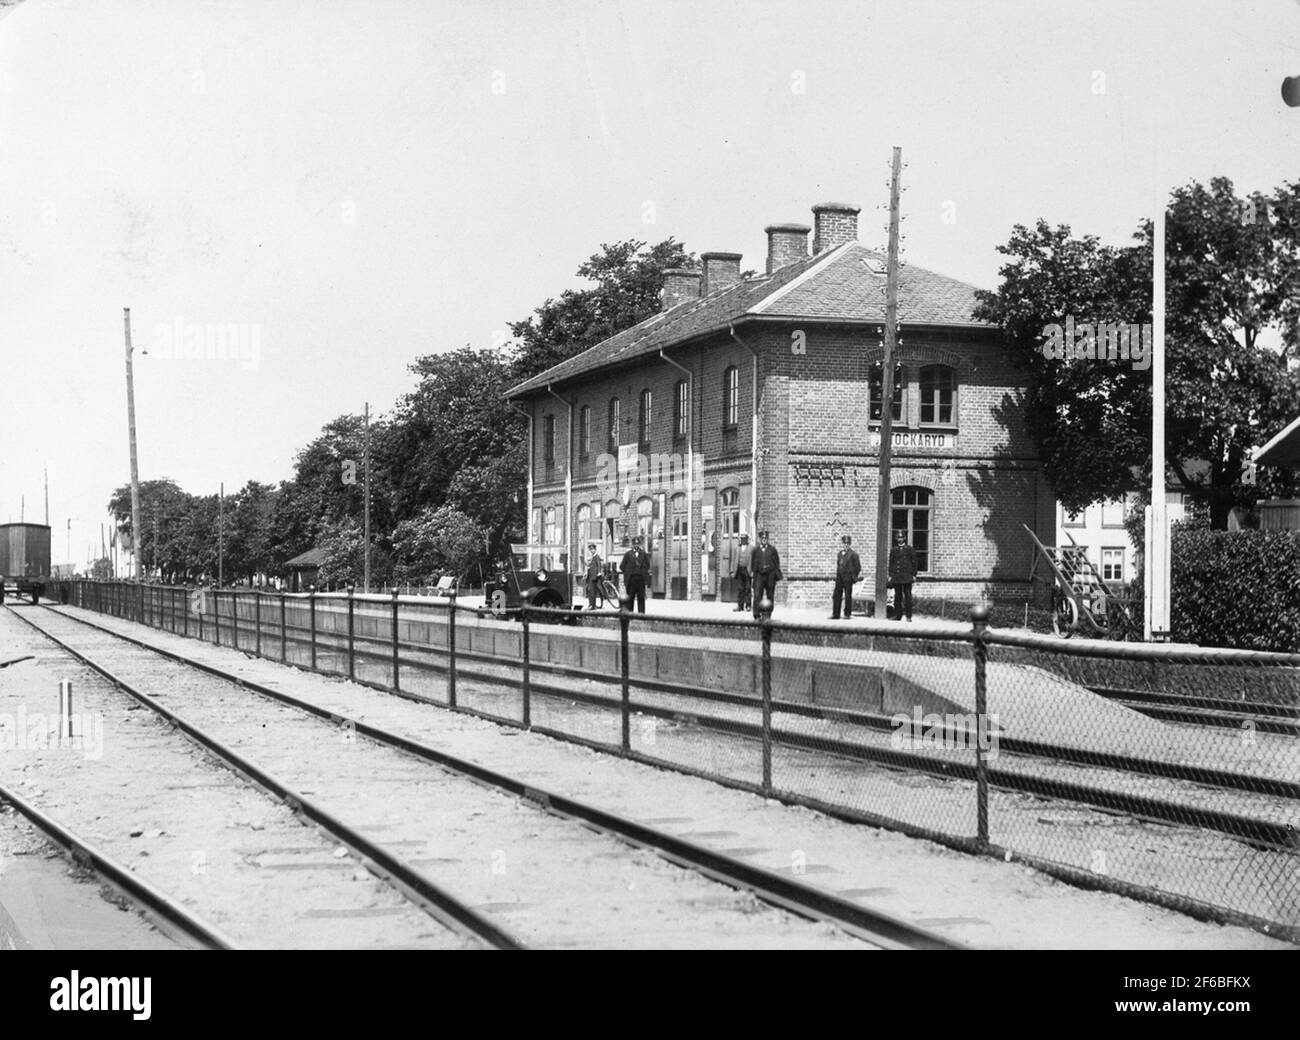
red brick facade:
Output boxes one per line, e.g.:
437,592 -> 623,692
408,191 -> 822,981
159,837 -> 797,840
510,206 -> 1056,609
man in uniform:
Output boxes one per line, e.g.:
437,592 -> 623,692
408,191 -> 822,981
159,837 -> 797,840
831,534 -> 861,619
732,533 -> 751,612
749,529 -> 782,619
620,535 -> 651,613
584,543 -> 603,609
888,530 -> 918,621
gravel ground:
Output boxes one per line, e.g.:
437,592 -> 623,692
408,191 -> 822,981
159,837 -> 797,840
7,609 -> 878,949
37,604 -> 1296,949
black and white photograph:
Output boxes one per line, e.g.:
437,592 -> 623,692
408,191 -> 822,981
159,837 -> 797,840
0,0 -> 1297,1009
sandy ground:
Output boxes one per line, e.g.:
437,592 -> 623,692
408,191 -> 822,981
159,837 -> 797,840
34,604 -> 1296,949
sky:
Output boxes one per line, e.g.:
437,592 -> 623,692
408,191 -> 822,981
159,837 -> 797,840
1,0 -> 1298,566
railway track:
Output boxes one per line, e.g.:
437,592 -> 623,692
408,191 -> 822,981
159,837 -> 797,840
1089,685 -> 1300,737
8,605 -> 959,950
192,607 -> 1300,851
0,780 -> 236,949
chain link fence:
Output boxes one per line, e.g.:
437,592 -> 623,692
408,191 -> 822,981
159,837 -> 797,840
60,579 -> 1300,942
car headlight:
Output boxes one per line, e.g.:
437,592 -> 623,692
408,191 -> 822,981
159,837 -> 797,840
536,570 -> 547,583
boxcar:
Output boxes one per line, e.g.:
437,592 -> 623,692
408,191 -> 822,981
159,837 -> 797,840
0,523 -> 52,603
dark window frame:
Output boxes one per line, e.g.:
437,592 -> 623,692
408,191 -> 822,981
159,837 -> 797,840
723,366 -> 739,430
578,405 -> 591,459
607,397 -> 620,455
890,485 -> 932,574
673,379 -> 688,441
638,388 -> 653,448
918,364 -> 957,427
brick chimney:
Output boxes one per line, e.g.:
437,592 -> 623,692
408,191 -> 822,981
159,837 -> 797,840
660,268 -> 701,311
700,252 -> 743,296
811,202 -> 860,254
764,223 -> 810,274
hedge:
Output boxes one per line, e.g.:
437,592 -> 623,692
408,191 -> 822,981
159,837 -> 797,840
1171,529 -> 1300,652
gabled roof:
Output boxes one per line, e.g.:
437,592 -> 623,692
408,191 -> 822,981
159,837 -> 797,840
506,242 -> 990,398
1255,414 -> 1300,469
284,547 -> 325,568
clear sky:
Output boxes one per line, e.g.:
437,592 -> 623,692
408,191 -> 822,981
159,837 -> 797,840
2,0 -> 1298,565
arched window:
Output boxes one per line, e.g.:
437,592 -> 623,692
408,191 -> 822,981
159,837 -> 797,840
719,487 -> 741,537
869,362 -> 904,422
723,366 -> 739,428
673,379 -> 688,440
578,405 -> 591,458
607,397 -> 620,454
890,486 -> 932,573
670,493 -> 688,540
636,495 -> 654,545
919,365 -> 957,426
638,388 -> 653,447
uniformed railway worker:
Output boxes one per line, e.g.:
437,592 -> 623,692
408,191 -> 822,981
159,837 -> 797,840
888,530 -> 918,621
831,534 -> 862,619
584,544 -> 603,609
748,530 -> 782,619
620,536 -> 651,613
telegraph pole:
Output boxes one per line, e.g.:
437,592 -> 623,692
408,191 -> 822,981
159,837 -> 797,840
874,146 -> 903,620
363,401 -> 371,592
218,482 -> 225,586
124,308 -> 143,580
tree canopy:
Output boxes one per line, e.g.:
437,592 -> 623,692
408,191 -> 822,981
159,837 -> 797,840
973,176 -> 1300,526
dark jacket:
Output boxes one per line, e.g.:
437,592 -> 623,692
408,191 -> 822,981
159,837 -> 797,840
749,543 -> 782,580
585,554 -> 603,582
836,547 -> 862,582
620,547 -> 651,582
734,545 -> 751,577
888,543 -> 918,584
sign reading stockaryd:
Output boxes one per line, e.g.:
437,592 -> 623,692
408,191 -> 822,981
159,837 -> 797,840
869,430 -> 957,452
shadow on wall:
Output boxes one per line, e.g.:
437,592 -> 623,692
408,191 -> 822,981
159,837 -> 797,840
962,391 -> 1047,601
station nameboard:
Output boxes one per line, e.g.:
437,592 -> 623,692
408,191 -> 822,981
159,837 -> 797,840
869,430 -> 957,452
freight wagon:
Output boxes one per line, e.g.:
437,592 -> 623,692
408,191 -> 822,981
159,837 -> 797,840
0,522 -> 52,603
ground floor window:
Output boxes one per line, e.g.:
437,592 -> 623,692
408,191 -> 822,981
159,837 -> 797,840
543,506 -> 558,545
1101,547 -> 1124,582
890,485 -> 931,573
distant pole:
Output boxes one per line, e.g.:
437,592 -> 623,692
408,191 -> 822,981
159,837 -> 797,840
218,482 -> 225,587
1146,202 -> 1170,641
44,465 -> 49,525
874,146 -> 903,620
123,308 -> 143,580
363,401 -> 371,593
66,518 -> 71,566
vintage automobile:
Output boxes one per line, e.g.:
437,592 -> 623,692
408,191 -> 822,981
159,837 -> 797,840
484,544 -> 577,618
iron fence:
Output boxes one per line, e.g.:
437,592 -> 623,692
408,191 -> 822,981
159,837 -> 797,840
61,579 -> 1300,943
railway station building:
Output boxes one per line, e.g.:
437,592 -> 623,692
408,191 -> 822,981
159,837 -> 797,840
505,203 -> 1057,610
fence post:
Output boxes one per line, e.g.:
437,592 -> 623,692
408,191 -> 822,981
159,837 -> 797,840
182,587 -> 189,639
308,589 -> 317,670
620,593 -> 631,751
197,588 -> 204,642
391,589 -> 400,691
971,603 -> 990,846
761,605 -> 773,795
138,583 -> 144,623
214,589 -> 221,646
346,585 -> 355,680
521,605 -> 531,726
447,591 -> 457,707
280,591 -> 287,662
254,591 -> 261,657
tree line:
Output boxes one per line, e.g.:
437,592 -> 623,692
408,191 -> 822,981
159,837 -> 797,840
104,176 -> 1300,585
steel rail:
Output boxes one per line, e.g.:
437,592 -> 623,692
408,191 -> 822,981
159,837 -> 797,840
215,614 -> 1300,802
32,605 -> 961,951
7,606 -> 523,951
0,779 -> 238,950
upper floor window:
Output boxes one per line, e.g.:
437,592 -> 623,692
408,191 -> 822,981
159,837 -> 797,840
607,397 -> 620,454
919,364 -> 957,425
639,388 -> 653,446
723,366 -> 739,429
869,362 -> 904,422
674,380 -> 688,440
578,405 -> 591,458
543,414 -> 556,464
1101,498 -> 1126,527
1063,505 -> 1087,528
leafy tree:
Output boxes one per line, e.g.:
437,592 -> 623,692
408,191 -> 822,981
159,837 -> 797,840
391,504 -> 485,586
508,238 -> 694,381
974,176 -> 1300,527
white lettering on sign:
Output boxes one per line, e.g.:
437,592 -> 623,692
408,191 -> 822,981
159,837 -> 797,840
870,431 -> 955,451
